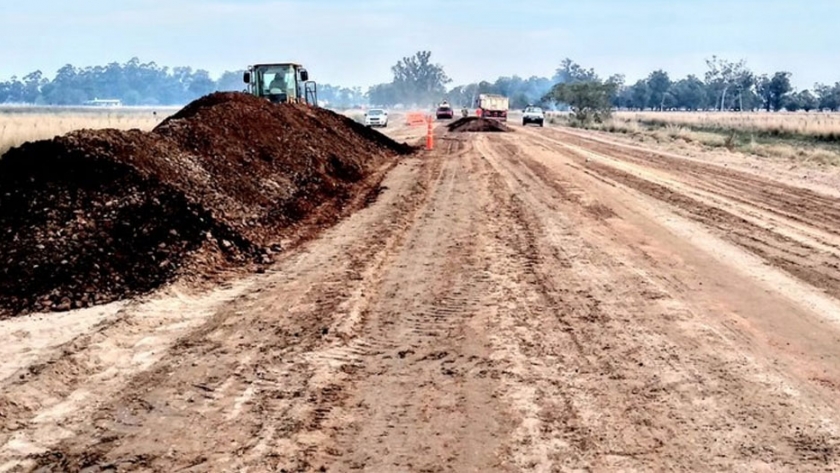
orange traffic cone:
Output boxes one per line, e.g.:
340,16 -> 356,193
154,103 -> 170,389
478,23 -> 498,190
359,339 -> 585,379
425,116 -> 434,150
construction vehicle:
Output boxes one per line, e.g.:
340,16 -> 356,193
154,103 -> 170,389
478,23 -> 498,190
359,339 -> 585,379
475,94 -> 509,121
243,63 -> 318,105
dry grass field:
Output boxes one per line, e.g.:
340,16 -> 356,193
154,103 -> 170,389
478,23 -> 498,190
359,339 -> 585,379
615,111 -> 840,139
577,111 -> 840,166
0,107 -> 174,156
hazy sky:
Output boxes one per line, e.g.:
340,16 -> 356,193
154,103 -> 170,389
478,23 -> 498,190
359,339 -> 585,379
1,0 -> 838,89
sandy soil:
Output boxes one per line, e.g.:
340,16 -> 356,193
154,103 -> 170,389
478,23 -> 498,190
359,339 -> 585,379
2,120 -> 840,472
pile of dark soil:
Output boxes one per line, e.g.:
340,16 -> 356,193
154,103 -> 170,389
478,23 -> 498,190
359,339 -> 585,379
0,92 -> 413,317
447,117 -> 512,133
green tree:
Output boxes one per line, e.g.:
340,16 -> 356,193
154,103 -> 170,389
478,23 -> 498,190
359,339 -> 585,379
646,70 -> 671,110
783,95 -> 801,112
21,70 -> 46,103
760,72 -> 793,111
814,83 -> 840,111
671,75 -> 707,110
795,90 -> 818,112
390,51 -> 451,106
629,80 -> 650,110
705,56 -> 750,111
733,70 -> 755,111
553,58 -> 598,84
545,80 -> 616,123
606,74 -> 626,108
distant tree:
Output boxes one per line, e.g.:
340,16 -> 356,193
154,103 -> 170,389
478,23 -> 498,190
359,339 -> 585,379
319,85 -> 366,108
606,74 -> 626,108
21,70 -> 46,104
545,80 -> 617,123
732,69 -> 755,111
2,76 -> 24,103
705,56 -> 750,111
646,70 -> 671,110
759,72 -> 793,111
367,83 -> 398,107
41,64 -> 82,105
814,82 -> 840,111
187,69 -> 216,98
629,80 -> 650,110
216,70 -> 246,92
671,75 -> 707,110
553,58 -> 598,84
796,90 -> 818,112
757,75 -> 772,112
445,84 -> 477,107
783,95 -> 801,112
390,51 -> 451,106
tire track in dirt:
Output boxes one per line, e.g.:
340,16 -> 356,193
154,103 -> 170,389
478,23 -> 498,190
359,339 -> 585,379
522,128 -> 840,303
278,136 -> 508,472
296,135 -> 516,472
547,129 -> 840,252
473,133 -> 840,470
8,155 -> 442,472
552,129 -> 840,230
506,126 -> 840,398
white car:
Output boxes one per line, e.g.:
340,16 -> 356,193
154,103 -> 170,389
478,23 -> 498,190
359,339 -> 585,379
522,106 -> 545,127
364,109 -> 388,127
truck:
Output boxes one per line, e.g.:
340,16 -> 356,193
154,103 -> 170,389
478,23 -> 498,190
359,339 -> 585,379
475,94 -> 509,121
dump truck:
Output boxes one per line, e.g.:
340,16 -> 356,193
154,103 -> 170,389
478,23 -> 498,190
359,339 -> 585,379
243,63 -> 318,105
475,94 -> 509,121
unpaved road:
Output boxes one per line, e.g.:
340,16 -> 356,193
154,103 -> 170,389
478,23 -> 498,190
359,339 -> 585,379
3,119 -> 840,472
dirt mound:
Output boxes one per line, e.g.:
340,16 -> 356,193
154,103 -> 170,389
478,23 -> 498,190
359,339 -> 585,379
0,92 -> 413,317
447,117 -> 512,133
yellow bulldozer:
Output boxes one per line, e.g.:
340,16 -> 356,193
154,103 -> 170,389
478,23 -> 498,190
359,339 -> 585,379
243,63 -> 318,105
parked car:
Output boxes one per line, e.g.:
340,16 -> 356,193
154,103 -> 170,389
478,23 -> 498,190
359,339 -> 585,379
364,109 -> 388,127
522,106 -> 545,127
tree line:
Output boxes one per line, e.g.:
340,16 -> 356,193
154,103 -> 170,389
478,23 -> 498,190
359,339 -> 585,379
541,57 -> 840,123
609,57 -> 840,113
2,53 -> 839,113
366,53 -> 840,114
0,57 -> 368,107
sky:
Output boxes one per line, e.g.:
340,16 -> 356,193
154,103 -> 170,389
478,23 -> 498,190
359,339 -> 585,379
1,0 -> 838,90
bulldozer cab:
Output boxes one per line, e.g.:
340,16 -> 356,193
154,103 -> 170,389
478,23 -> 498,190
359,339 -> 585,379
243,63 -> 318,105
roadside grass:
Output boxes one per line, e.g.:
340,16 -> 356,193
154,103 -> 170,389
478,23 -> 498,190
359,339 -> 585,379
571,112 -> 840,166
622,111 -> 840,142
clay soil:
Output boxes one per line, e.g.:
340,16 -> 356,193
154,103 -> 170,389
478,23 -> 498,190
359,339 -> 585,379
2,119 -> 840,471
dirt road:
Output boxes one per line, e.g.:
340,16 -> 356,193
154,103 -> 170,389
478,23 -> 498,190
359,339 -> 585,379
3,119 -> 840,472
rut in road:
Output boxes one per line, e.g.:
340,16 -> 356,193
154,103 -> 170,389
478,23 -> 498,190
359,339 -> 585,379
526,128 -> 840,303
474,133 -> 840,470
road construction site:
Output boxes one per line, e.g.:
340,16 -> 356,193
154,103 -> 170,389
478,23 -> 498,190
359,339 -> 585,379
2,96 -> 840,472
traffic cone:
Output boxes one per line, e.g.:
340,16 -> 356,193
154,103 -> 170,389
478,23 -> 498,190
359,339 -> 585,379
426,116 -> 434,150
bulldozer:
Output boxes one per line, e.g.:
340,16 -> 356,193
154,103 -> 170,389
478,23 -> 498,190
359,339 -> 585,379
243,63 -> 318,105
